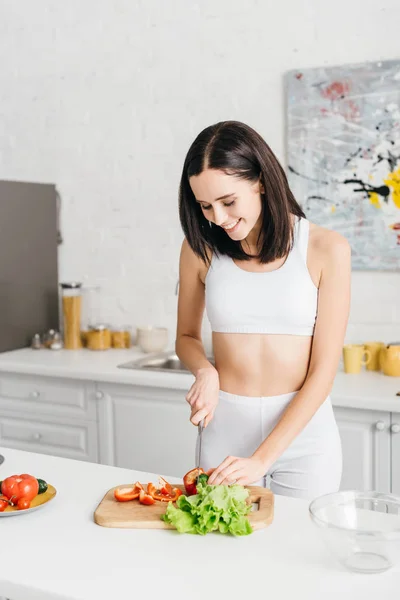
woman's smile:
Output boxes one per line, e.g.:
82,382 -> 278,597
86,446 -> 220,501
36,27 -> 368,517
221,218 -> 241,233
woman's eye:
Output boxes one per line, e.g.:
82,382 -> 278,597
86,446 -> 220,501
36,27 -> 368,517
224,201 -> 235,207
202,205 -> 212,211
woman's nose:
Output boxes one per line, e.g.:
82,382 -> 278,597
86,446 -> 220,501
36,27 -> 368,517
212,207 -> 226,226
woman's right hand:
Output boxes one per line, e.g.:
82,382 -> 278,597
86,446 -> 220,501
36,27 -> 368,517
186,367 -> 220,427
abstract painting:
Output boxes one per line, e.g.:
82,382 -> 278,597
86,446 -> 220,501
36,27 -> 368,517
285,59 -> 400,270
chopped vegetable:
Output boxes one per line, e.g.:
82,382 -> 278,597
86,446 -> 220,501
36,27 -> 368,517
161,482 -> 253,536
139,490 -> 156,505
148,478 -> 183,503
114,482 -> 143,502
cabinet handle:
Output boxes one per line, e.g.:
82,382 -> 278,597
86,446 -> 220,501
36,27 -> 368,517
95,391 -> 104,400
30,390 -> 40,399
375,421 -> 385,431
391,424 -> 400,434
32,432 -> 42,441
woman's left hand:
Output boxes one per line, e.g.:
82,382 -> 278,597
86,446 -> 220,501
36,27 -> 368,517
207,455 -> 266,486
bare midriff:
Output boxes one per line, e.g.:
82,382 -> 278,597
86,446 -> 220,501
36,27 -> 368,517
212,332 -> 313,397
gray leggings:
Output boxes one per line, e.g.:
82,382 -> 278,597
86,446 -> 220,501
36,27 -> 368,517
199,389 -> 342,500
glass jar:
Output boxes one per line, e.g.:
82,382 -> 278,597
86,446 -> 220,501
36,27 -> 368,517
60,283 -> 83,350
87,324 -> 111,350
111,326 -> 132,349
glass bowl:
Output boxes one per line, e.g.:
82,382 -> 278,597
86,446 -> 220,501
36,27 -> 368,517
309,490 -> 400,573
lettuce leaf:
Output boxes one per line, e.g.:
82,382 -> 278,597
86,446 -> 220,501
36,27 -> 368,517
161,483 -> 253,536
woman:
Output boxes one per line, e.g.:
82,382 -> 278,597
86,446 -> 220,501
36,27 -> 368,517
176,120 -> 351,499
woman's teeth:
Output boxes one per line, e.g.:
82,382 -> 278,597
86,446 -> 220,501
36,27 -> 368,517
223,219 -> 240,231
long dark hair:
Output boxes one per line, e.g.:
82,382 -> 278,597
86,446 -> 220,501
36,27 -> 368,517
178,120 -> 305,265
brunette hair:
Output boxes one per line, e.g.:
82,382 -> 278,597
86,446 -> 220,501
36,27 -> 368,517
178,120 -> 305,264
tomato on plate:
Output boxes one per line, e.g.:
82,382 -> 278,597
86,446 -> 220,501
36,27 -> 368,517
17,497 -> 31,510
0,495 -> 9,512
1,474 -> 39,505
114,482 -> 144,502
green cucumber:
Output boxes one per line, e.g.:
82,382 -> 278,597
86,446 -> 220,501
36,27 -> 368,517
37,478 -> 48,494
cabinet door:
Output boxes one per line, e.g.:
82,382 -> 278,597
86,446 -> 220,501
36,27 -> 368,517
333,406 -> 391,493
390,412 -> 400,495
0,410 -> 98,462
99,383 -> 197,478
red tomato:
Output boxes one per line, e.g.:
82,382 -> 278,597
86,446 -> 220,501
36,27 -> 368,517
1,474 -> 39,503
0,499 -> 9,512
17,497 -> 31,510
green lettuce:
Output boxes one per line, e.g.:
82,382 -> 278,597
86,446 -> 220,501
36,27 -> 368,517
161,483 -> 253,536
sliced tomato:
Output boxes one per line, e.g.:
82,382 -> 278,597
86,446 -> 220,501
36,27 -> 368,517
139,490 -> 155,505
147,481 -> 182,503
114,482 -> 143,502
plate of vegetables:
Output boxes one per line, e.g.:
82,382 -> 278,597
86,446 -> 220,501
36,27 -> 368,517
0,474 -> 56,516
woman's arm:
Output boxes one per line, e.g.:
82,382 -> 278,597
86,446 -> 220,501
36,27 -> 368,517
175,239 -> 213,374
176,239 -> 219,426
208,229 -> 351,485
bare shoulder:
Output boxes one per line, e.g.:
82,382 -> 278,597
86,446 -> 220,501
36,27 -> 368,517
308,221 -> 351,263
180,238 -> 211,283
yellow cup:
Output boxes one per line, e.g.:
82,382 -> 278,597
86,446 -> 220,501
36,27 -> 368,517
364,341 -> 385,371
343,344 -> 371,374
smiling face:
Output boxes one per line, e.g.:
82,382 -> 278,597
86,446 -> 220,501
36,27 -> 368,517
189,169 -> 264,244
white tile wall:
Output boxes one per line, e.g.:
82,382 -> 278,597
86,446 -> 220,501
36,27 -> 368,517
1,0 -> 400,353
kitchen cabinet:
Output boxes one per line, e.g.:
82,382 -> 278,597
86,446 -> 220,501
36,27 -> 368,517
391,411 -> 400,495
96,382 -> 197,478
0,373 -> 99,462
1,364 -> 400,495
333,406 -> 391,493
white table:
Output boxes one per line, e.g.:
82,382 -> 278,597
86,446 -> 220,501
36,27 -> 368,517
0,447 -> 398,600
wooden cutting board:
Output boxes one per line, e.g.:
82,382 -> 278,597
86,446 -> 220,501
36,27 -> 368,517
93,483 -> 274,531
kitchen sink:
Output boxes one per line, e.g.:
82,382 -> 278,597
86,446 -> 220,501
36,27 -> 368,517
117,350 -> 214,374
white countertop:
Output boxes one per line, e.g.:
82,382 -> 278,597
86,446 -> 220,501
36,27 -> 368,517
0,447 -> 398,600
0,347 -> 399,411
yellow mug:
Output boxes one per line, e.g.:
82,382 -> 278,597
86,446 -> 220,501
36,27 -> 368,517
343,344 -> 371,374
364,341 -> 385,371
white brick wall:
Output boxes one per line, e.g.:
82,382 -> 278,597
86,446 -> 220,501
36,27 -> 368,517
1,0 -> 399,353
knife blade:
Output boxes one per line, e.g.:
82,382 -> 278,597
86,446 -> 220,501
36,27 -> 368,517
196,418 -> 204,482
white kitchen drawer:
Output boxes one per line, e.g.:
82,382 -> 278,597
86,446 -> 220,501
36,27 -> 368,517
0,413 -> 98,462
0,373 -> 96,420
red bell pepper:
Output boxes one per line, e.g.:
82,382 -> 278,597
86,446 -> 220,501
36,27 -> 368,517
183,468 -> 205,496
114,482 -> 144,502
139,489 -> 156,505
1,474 -> 39,505
147,478 -> 182,503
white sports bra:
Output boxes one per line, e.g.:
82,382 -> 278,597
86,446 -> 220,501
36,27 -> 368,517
205,217 -> 318,336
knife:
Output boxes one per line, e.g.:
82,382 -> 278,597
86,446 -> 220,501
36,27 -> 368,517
196,418 -> 204,482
